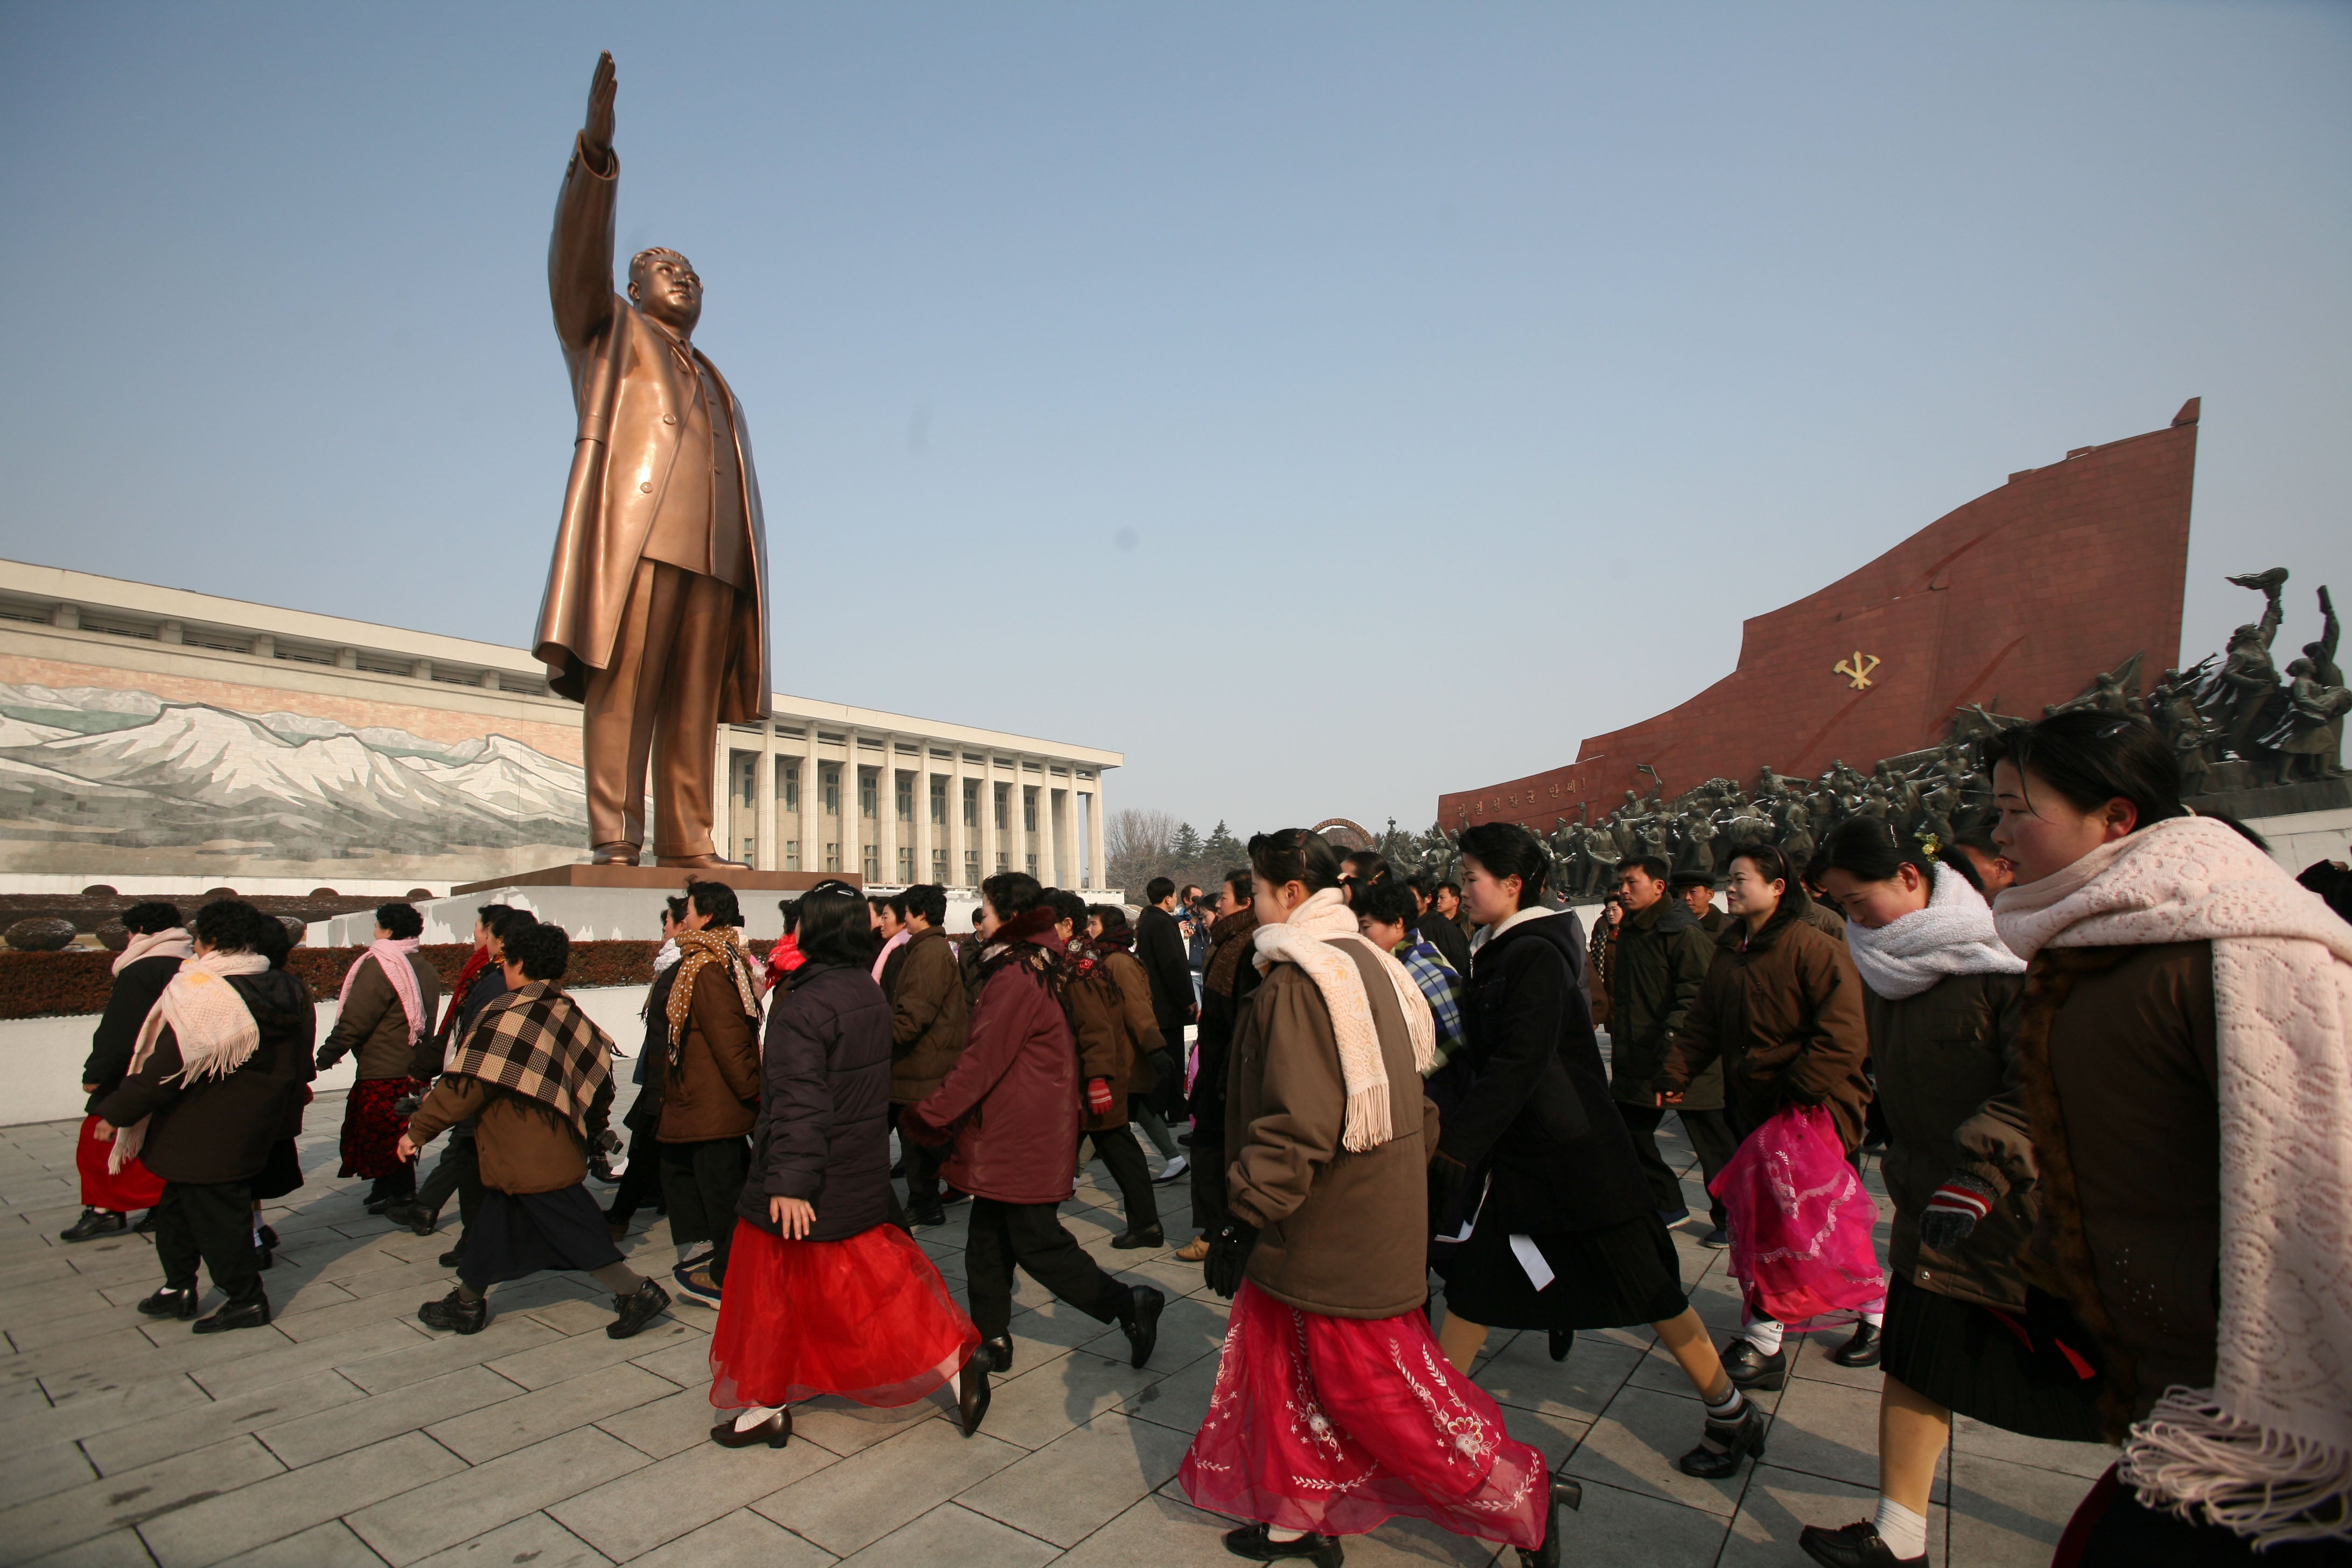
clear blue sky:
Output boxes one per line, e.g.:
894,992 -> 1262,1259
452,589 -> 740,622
3,2 -> 2346,837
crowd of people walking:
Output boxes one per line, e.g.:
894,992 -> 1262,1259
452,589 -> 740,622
56,708 -> 2351,1566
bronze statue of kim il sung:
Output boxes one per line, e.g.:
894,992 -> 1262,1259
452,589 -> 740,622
532,52 -> 769,869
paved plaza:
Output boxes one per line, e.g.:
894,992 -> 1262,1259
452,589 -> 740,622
0,1098 -> 2113,1568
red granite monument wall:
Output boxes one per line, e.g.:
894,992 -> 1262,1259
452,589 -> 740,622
1439,400 -> 2201,831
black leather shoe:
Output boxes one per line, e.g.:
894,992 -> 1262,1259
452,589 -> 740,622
906,1200 -> 947,1227
1110,1227 -> 1165,1250
381,1200 -> 437,1236
607,1278 -> 671,1339
256,1223 -> 277,1249
1721,1338 -> 1789,1390
419,1289 -> 489,1334
437,1245 -> 467,1268
979,1335 -> 1014,1374
957,1362 -> 991,1437
1517,1478 -> 1584,1567
1830,1322 -> 1882,1368
192,1297 -> 270,1333
1699,1226 -> 1729,1249
710,1408 -> 790,1448
1548,1329 -> 1573,1363
1119,1285 -> 1165,1368
1222,1522 -> 1343,1564
59,1208 -> 127,1243
255,1238 -> 274,1271
138,1286 -> 200,1319
1677,1402 -> 1768,1479
133,1209 -> 160,1235
1798,1520 -> 1926,1567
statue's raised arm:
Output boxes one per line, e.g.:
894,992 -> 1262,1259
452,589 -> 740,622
550,52 -> 621,355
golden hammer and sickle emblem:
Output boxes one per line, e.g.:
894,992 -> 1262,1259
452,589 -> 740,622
1835,652 -> 1881,690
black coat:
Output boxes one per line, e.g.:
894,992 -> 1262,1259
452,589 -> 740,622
1188,949 -> 1264,1142
82,954 -> 181,1113
1413,911 -> 1475,981
1135,906 -> 1194,1041
93,970 -> 314,1186
1440,913 -> 1651,1234
736,961 -> 894,1243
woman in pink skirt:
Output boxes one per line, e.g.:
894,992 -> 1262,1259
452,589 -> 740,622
706,881 -> 987,1448
1181,830 -> 1578,1567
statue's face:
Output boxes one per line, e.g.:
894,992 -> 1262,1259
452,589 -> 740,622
628,250 -> 703,335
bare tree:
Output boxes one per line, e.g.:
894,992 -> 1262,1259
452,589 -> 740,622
1106,807 -> 1178,897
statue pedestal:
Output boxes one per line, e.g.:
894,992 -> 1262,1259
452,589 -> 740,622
449,865 -> 851,897
313,864 -> 860,947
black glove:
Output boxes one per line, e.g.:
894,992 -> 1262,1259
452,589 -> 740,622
1203,1219 -> 1259,1300
1917,1171 -> 1998,1251
313,1044 -> 346,1074
1427,1150 -> 1469,1236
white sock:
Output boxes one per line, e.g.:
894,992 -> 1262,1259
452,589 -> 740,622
1742,1318 -> 1784,1355
734,1404 -> 782,1432
1266,1526 -> 1306,1543
1873,1496 -> 1927,1559
1862,1307 -> 1884,1328
251,1220 -> 263,1244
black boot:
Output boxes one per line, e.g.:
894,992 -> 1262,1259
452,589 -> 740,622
1830,1321 -> 1882,1368
979,1335 -> 1014,1374
1116,1284 -> 1165,1368
59,1208 -> 127,1243
193,1296 -> 270,1333
1547,1329 -> 1573,1363
438,1243 -> 467,1268
906,1199 -> 947,1227
381,1200 -> 437,1237
138,1286 -> 201,1319
419,1288 -> 489,1334
1721,1337 -> 1788,1390
957,1362 -> 991,1437
1110,1226 -> 1165,1250
1798,1520 -> 1926,1567
1517,1479 -> 1583,1567
133,1209 -> 160,1235
607,1278 -> 671,1340
1677,1400 -> 1768,1479
1221,1523 -> 1343,1564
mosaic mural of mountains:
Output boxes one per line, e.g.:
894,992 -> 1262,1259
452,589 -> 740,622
0,681 -> 585,867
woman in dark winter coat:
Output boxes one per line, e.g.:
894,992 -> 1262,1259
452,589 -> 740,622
653,881 -> 765,1305
1797,818 -> 2089,1568
1987,713 -> 2351,1563
316,901 -> 442,1211
1429,823 -> 1769,1485
1177,868 -> 1259,1262
63,901 -> 187,1242
1064,894 -> 1165,1248
1179,829 -> 1576,1568
705,881 -> 986,1450
93,899 -> 312,1333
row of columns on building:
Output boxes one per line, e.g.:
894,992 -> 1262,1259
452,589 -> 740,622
713,724 -> 1108,891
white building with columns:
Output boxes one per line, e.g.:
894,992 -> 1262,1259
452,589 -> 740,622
0,557 -> 1119,894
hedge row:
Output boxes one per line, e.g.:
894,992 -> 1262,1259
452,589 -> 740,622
0,940 -> 775,1021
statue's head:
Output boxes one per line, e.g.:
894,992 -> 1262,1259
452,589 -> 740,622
2288,657 -> 2314,680
628,247 -> 703,335
2306,641 -> 2330,662
2230,623 -> 2262,648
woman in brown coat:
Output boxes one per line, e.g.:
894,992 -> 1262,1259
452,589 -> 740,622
653,881 -> 764,1305
1058,893 -> 1164,1248
1657,845 -> 1871,1395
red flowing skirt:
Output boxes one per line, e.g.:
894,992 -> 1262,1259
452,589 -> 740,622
76,1115 -> 165,1211
708,1218 -> 979,1411
338,1077 -> 422,1180
1179,1281 -> 1550,1549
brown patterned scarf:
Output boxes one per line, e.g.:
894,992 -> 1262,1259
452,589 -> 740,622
663,926 -> 761,1067
1203,908 -> 1258,1000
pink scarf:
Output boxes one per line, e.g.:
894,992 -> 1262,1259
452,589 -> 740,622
872,926 -> 911,984
111,950 -> 271,1171
113,927 -> 192,976
341,938 -> 428,1047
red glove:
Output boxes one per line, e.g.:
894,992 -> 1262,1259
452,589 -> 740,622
1086,1077 -> 1115,1117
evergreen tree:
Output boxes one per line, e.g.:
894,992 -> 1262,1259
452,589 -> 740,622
1171,821 -> 1205,864
1200,819 -> 1245,872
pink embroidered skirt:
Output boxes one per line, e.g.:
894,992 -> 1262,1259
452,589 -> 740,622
1179,1281 -> 1550,1549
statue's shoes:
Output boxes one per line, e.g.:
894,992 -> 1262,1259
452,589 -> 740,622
655,854 -> 749,870
590,843 -> 641,866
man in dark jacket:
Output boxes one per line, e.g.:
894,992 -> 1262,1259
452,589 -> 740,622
64,901 -> 187,1242
1671,871 -> 1728,935
1133,877 -> 1195,1125
1410,877 -> 1476,976
95,900 -> 311,1333
888,884 -> 968,1226
1177,870 -> 1260,1262
1609,857 -> 1720,1227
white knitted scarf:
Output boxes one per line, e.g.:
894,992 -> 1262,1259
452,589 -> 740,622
1255,887 -> 1437,1151
1845,863 -> 2025,1000
113,927 -> 192,977
110,950 -> 273,1173
1995,815 -> 2352,1546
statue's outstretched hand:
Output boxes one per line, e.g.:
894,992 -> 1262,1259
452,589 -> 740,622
583,51 -> 617,161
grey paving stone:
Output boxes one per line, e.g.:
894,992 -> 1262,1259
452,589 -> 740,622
976,1346 -> 1167,1452
623,1331 -> 716,1390
0,1369 -> 207,1460
257,1363 -> 521,1467
1476,1328 -> 1649,1423
549,1430 -> 836,1560
622,1507 -> 835,1568
405,1511 -> 613,1568
593,1384 -> 723,1460
1562,1383 -> 1752,1518
787,1390 -> 948,1458
82,1367 -> 358,1473
1116,1349 -> 1222,1437
186,1317 -> 433,1401
137,1431 -> 464,1568
751,1410 -> 1026,1555
831,1501 -> 1059,1568
335,1310 -> 564,1394
1948,1450 -> 2101,1567
0,1439 -> 98,1509
426,1361 -> 675,1463
958,1408 -> 1194,1546
482,1312 -> 700,1390
1752,1369 -> 1882,1489
1951,1413 -> 2117,1480
1719,1464 -> 1947,1566
0,1284 -> 128,1340
1525,1476 -> 1731,1567
209,1518 -> 390,1568
17,1528 -> 162,1567
1049,1488 -> 1257,1568
344,1425 -> 650,1565
1075,1291 -> 1228,1374
0,1433 -> 285,1562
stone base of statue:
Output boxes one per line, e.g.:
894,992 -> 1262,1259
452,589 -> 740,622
2186,776 -> 2351,822
449,864 -> 850,897
313,864 -> 856,947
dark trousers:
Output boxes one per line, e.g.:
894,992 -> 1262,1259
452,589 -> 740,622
1188,1136 -> 1227,1236
1085,1125 -> 1160,1236
156,1179 -> 263,1307
659,1137 -> 750,1283
1615,1101 -> 1689,1213
963,1196 -> 1126,1340
415,1135 -> 484,1238
1676,1108 -> 1740,1230
367,1165 -> 416,1201
891,1103 -> 944,1207
604,1124 -> 666,1226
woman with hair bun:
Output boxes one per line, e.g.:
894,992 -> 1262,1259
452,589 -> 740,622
1983,712 -> 2351,1563
1797,816 -> 2080,1568
1179,828 -> 1577,1568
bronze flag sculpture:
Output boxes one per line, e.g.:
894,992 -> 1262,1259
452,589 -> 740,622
533,52 -> 771,869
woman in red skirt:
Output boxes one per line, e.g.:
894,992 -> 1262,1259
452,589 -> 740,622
1182,830 -> 1578,1567
706,881 -> 988,1448
63,902 -> 188,1242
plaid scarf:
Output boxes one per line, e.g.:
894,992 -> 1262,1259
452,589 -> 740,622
446,980 -> 613,1139
663,926 -> 761,1067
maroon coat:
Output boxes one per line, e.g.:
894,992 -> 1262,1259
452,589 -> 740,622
905,928 -> 1080,1206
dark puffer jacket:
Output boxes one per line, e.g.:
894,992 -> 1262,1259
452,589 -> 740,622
83,953 -> 183,1113
1609,897 -> 1719,1107
1442,912 -> 1652,1235
905,926 -> 1080,1206
95,970 -> 314,1185
737,961 -> 894,1242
